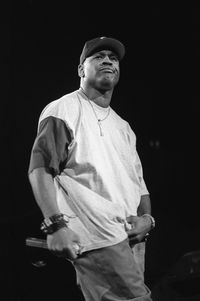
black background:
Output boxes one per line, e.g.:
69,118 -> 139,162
1,2 -> 200,300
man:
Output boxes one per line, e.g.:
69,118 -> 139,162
28,36 -> 155,300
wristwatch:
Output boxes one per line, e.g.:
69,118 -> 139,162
40,213 -> 69,234
43,213 -> 69,226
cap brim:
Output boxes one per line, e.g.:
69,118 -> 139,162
87,37 -> 125,61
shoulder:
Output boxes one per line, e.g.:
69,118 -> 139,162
39,90 -> 80,123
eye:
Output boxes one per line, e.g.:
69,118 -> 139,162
110,55 -> 118,62
95,54 -> 103,60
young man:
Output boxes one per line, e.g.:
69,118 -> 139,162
28,37 -> 155,300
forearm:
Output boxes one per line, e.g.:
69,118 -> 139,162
138,194 -> 155,232
28,167 -> 60,218
29,167 -> 82,259
137,194 -> 151,216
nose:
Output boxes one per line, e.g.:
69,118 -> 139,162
102,55 -> 112,65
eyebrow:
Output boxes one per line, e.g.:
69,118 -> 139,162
94,50 -> 118,58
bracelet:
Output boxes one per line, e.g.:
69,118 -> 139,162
40,213 -> 69,235
142,214 -> 155,229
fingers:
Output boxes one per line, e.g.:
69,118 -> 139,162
48,240 -> 82,259
50,245 -> 80,260
46,228 -> 82,260
129,232 -> 150,247
129,235 -> 140,247
127,227 -> 138,237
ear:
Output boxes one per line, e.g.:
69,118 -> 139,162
78,64 -> 85,78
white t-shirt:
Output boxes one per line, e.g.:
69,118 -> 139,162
30,89 -> 149,253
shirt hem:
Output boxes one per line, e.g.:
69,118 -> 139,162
80,233 -> 128,254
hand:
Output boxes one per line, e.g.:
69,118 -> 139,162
126,215 -> 152,246
47,227 -> 82,261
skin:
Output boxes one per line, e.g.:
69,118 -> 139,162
127,195 -> 152,247
29,48 -> 153,260
78,50 -> 120,108
29,168 -> 81,260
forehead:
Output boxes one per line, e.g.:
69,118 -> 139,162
93,49 -> 116,55
92,49 -> 117,56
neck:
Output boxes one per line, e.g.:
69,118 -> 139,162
80,85 -> 112,108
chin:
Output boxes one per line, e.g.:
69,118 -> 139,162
98,77 -> 119,90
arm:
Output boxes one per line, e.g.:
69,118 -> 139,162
29,167 -> 60,218
137,194 -> 152,216
127,150 -> 155,244
28,116 -> 82,260
29,167 -> 81,260
127,194 -> 154,245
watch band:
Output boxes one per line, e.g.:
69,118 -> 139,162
40,213 -> 69,235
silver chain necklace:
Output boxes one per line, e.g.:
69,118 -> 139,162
80,88 -> 110,136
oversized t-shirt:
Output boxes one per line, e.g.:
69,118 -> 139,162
29,89 -> 149,253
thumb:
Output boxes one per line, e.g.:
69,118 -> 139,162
71,232 -> 82,251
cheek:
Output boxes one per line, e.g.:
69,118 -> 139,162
116,65 -> 120,74
84,66 -> 96,78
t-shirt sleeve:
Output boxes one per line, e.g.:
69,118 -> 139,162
28,116 -> 72,176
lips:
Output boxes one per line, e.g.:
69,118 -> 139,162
99,68 -> 114,73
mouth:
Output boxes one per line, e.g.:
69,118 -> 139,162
99,68 -> 114,73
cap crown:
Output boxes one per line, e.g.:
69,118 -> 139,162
80,37 -> 125,64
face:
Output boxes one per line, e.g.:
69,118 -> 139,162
79,50 -> 120,91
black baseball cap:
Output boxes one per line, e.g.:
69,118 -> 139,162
80,36 -> 125,64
